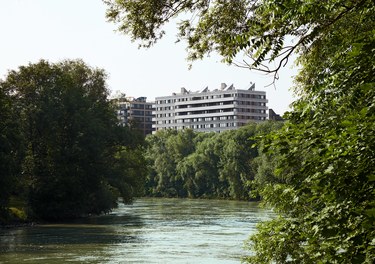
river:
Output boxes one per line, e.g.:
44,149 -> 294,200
0,198 -> 271,264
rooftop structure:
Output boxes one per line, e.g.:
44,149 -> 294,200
153,83 -> 268,133
269,108 -> 284,121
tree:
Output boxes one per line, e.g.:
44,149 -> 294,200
2,60 -> 145,220
243,1 -> 375,263
185,133 -> 222,197
145,129 -> 199,197
245,48 -> 375,262
104,0 -> 375,262
216,124 -> 258,199
251,121 -> 285,188
104,0 -> 370,77
110,146 -> 147,202
144,129 -> 179,196
103,0 -> 253,65
144,124 -> 278,200
0,84 -> 23,220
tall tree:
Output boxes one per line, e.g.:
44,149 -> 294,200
2,60 -> 145,220
145,129 -> 199,197
216,125 -> 258,199
145,129 -> 179,196
0,84 -> 23,219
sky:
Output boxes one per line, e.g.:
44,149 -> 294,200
0,0 -> 298,115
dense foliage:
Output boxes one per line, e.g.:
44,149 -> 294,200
244,3 -> 375,263
0,83 -> 23,220
144,122 -> 282,200
0,60 -> 146,221
104,0 -> 375,262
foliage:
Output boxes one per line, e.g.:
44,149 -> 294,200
111,146 -> 148,202
8,207 -> 28,222
145,129 -> 196,197
103,0 -> 370,74
0,84 -> 23,221
246,78 -> 375,263
103,0 -> 257,64
145,122 -> 281,199
243,1 -> 375,263
1,60 -> 146,220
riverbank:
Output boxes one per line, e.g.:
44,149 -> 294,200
0,206 -> 31,228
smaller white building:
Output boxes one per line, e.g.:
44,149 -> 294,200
153,83 -> 268,133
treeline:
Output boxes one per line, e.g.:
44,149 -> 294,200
144,122 -> 283,200
0,60 -> 146,223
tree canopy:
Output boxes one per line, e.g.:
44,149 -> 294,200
0,60 -> 146,221
144,122 -> 283,200
104,0 -> 371,74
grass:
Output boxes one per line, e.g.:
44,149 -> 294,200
0,196 -> 29,226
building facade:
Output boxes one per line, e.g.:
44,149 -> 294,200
115,96 -> 154,136
269,108 -> 284,121
153,83 -> 268,133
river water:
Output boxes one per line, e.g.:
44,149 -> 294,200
0,198 -> 271,264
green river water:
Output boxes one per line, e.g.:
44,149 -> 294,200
0,198 -> 271,264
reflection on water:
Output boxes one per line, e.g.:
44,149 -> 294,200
0,198 -> 271,263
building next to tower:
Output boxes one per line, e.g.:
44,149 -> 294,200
114,96 -> 154,136
153,83 -> 268,133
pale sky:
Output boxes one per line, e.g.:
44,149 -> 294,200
0,0 -> 298,115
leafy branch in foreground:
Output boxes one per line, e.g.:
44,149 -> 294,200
104,0 -> 368,77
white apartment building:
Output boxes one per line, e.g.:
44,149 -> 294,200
153,83 -> 268,133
